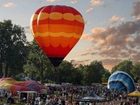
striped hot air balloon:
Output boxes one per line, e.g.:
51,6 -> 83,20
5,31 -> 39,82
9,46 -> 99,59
30,5 -> 85,67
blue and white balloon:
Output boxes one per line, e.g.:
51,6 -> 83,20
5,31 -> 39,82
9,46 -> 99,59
107,71 -> 135,93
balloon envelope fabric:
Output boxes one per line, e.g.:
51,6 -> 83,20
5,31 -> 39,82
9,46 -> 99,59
0,78 -> 16,90
0,78 -> 44,95
30,5 -> 85,67
107,71 -> 135,93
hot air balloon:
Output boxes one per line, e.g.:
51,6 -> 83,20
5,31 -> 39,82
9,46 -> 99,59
30,5 -> 84,67
107,71 -> 135,93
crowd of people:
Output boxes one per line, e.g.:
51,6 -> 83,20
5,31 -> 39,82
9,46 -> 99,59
19,84 -> 140,105
0,84 -> 139,105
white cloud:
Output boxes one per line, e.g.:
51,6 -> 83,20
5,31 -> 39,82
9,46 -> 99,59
66,0 -> 140,70
24,27 -> 33,42
75,19 -> 140,70
2,2 -> 16,8
109,15 -> 124,23
70,0 -> 78,4
86,0 -> 103,13
133,1 -> 140,19
46,0 -> 59,2
86,7 -> 94,13
90,0 -> 103,6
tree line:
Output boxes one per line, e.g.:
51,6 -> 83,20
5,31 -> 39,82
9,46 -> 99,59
0,20 -> 140,85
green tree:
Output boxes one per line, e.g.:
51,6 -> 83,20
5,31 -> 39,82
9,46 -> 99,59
83,61 -> 105,85
57,61 -> 75,83
55,61 -> 83,84
101,69 -> 111,83
111,60 -> 134,77
0,20 -> 28,77
71,67 -> 83,84
132,62 -> 140,83
24,41 -> 53,83
77,64 -> 87,85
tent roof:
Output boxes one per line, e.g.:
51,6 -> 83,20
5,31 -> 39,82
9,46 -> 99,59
128,90 -> 140,97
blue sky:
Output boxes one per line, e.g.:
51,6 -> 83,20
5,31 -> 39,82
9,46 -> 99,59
0,0 -> 140,70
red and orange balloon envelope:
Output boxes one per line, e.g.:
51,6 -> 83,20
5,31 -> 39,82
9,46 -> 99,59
30,5 -> 84,67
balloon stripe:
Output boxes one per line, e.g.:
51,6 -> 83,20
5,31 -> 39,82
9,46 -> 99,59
42,5 -> 80,15
34,19 -> 84,26
30,7 -> 44,37
35,12 -> 84,23
36,24 -> 83,33
34,32 -> 82,38
41,45 -> 73,57
35,36 -> 78,48
35,6 -> 45,14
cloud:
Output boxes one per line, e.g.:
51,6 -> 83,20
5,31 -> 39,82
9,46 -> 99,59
102,58 -> 122,70
78,19 -> 140,70
109,15 -> 124,24
82,33 -> 93,41
89,20 -> 140,48
24,26 -> 33,42
86,0 -> 103,13
70,0 -> 78,4
86,0 -> 104,13
46,0 -> 60,2
133,1 -> 140,19
2,2 -> 16,8
90,0 -> 103,6
82,27 -> 106,46
68,1 -> 140,70
86,7 -> 94,13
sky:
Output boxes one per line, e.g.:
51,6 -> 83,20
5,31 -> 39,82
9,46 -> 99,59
0,0 -> 140,70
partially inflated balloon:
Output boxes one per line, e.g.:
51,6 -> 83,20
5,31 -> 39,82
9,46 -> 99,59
108,71 -> 135,93
30,5 -> 84,67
